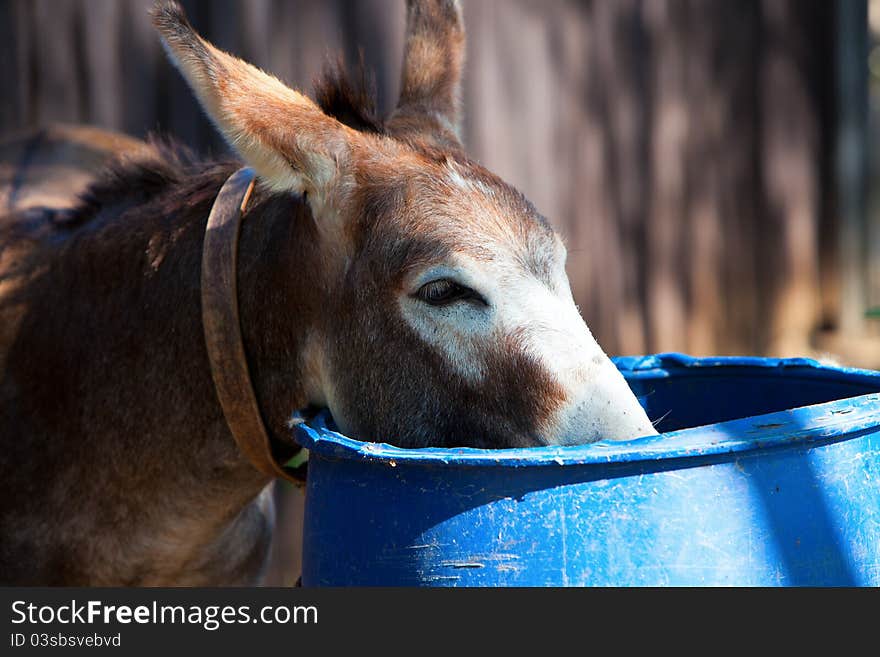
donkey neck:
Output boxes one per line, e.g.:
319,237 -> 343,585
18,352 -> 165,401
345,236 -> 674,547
0,161 -> 322,584
111,173 -> 321,583
235,186 -> 327,442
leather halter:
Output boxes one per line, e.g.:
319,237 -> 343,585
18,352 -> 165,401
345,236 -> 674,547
201,167 -> 305,485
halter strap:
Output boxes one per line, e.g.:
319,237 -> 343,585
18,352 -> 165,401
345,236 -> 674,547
201,167 -> 305,485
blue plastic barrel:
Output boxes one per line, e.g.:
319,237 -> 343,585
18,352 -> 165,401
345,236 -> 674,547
294,354 -> 880,586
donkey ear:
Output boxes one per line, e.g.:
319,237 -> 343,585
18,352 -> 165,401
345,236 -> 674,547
387,0 -> 465,148
152,2 -> 352,201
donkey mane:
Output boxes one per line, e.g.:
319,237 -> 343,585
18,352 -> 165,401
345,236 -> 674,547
59,138 -> 232,230
313,57 -> 386,135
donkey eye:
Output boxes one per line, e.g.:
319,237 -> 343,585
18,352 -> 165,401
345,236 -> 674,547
415,279 -> 483,306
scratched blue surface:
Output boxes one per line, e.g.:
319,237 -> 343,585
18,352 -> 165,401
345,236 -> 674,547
294,353 -> 880,586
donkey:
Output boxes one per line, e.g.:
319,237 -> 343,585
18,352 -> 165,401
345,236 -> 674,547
0,0 -> 657,585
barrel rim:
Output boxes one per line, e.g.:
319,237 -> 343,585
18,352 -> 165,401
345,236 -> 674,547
292,353 -> 880,467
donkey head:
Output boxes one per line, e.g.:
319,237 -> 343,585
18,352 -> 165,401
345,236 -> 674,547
153,0 -> 657,448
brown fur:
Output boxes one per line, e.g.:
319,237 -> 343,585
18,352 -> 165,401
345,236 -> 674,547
313,56 -> 386,135
0,0 -> 571,585
0,124 -> 149,213
388,0 -> 466,148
